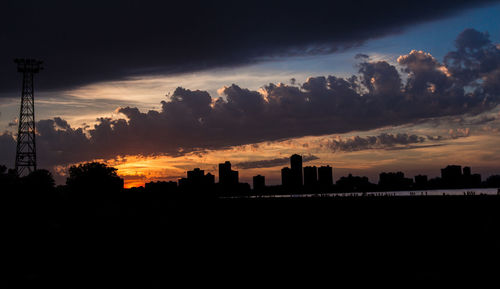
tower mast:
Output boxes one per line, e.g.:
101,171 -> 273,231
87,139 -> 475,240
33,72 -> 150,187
14,58 -> 43,176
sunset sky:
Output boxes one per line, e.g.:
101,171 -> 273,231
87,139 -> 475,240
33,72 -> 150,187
1,0 -> 500,187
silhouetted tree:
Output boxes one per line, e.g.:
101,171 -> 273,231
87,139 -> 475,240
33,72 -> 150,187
0,164 -> 19,192
22,169 -> 55,193
66,162 -> 123,193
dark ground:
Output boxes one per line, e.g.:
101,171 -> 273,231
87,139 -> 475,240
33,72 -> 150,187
4,195 -> 500,288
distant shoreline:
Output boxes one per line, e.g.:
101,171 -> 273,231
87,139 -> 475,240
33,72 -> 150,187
222,187 -> 500,199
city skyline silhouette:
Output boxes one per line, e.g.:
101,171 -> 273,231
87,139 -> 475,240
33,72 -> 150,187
4,153 -> 500,196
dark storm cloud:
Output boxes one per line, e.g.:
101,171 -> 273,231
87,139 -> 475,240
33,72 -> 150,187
0,0 -> 496,94
0,29 -> 499,169
235,155 -> 319,169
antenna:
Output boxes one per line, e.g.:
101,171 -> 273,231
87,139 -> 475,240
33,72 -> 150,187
14,58 -> 43,176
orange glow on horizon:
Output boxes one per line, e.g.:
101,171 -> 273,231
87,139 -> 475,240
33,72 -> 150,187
123,180 -> 146,189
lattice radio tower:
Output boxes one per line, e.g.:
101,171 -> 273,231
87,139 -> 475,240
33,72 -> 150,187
14,58 -> 43,176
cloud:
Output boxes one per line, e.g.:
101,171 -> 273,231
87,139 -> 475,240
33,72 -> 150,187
444,28 -> 500,93
0,0 -> 495,93
355,54 -> 370,60
0,132 -> 16,167
326,133 -> 426,152
1,29 -> 499,170
384,143 -> 447,150
234,155 -> 319,169
398,50 -> 452,95
35,119 -> 92,167
454,28 -> 492,51
448,128 -> 470,139
359,60 -> 402,96
325,124 -> 477,153
326,128 -> 473,153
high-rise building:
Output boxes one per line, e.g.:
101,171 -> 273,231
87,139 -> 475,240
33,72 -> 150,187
253,175 -> 265,192
462,167 -> 481,188
463,166 -> 471,176
281,167 -> 292,188
219,161 -> 231,184
205,173 -> 215,185
303,166 -> 317,187
230,170 -> 239,184
290,154 -> 303,187
185,168 -> 215,187
441,165 -> 462,187
414,175 -> 428,188
219,161 -> 238,185
187,168 -> 205,183
318,165 -> 333,187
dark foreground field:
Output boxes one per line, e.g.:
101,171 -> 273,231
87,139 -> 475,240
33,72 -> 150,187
4,194 -> 500,288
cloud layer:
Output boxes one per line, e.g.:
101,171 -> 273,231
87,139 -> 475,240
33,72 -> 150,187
327,133 -> 426,152
0,29 -> 499,169
235,155 -> 319,170
0,0 -> 495,93
325,128 -> 475,152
